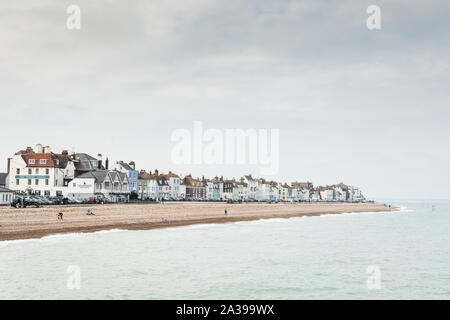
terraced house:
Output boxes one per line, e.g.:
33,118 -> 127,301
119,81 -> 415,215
137,170 -> 157,200
220,178 -> 234,201
183,174 -> 206,200
233,179 -> 249,201
244,174 -> 258,200
156,173 -> 171,200
162,171 -> 181,200
113,161 -> 138,193
66,169 -> 130,200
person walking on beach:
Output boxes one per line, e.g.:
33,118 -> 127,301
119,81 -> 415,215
224,209 -> 227,215
57,212 -> 63,221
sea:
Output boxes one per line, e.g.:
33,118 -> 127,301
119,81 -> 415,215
0,200 -> 449,299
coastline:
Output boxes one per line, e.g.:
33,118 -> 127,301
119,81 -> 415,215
0,202 -> 396,241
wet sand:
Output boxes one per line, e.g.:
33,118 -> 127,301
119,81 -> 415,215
0,202 -> 396,241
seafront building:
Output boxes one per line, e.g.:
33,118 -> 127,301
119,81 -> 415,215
183,174 -> 206,200
243,175 -> 258,200
156,172 -> 171,200
0,187 -> 14,206
112,161 -> 138,193
6,145 -> 74,196
67,170 -> 130,200
164,171 -> 182,199
4,144 -> 366,203
137,170 -> 157,200
5,144 -> 132,200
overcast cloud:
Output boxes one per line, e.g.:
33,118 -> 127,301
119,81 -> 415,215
0,0 -> 449,199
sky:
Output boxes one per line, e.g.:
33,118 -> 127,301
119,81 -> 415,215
0,0 -> 449,199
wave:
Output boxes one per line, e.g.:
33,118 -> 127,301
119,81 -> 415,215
0,229 -> 128,248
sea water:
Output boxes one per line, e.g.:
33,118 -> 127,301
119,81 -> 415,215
0,201 -> 449,299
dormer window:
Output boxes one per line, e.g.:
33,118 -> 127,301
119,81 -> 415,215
40,159 -> 48,165
29,159 -> 36,164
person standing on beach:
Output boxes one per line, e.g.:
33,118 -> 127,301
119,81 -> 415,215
57,212 -> 63,221
224,209 -> 227,215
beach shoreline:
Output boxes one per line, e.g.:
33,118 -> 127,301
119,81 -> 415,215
0,202 -> 396,241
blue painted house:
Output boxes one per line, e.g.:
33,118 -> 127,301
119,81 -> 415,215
113,161 -> 138,193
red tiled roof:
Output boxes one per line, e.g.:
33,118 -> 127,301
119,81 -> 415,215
21,153 -> 69,168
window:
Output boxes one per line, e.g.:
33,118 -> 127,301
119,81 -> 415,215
16,179 -> 19,186
35,179 -> 39,185
45,169 -> 49,175
40,159 -> 48,165
28,169 -> 32,175
35,168 -> 39,174
29,159 -> 36,165
28,179 -> 31,185
45,179 -> 49,186
73,183 -> 76,187
16,168 -> 20,175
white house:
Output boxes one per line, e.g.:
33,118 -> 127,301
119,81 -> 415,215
348,186 -> 365,202
269,182 -> 280,201
66,170 -> 130,200
333,186 -> 347,201
244,174 -> 258,200
310,188 -> 321,201
0,187 -> 14,206
164,171 -> 181,199
233,180 -> 249,201
320,188 -> 335,201
6,145 -> 75,196
256,179 -> 271,201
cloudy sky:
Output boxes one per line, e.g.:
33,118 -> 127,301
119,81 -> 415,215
0,0 -> 449,199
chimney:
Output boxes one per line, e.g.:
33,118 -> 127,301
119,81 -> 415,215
43,146 -> 51,153
72,153 -> 76,160
149,170 -> 152,174
7,158 -> 11,174
105,157 -> 109,170
129,161 -> 135,170
35,144 -> 43,153
98,154 -> 103,169
155,169 -> 159,176
26,146 -> 34,154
